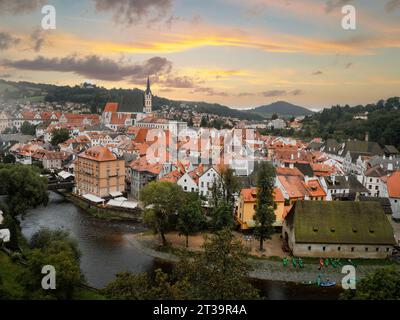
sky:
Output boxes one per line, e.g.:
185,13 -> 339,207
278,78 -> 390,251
0,0 -> 399,110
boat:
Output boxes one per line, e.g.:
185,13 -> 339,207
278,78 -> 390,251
301,280 -> 314,285
319,281 -> 336,287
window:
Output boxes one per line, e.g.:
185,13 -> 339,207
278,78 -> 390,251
322,246 -> 326,251
308,246 -> 311,251
253,204 -> 257,210
338,247 -> 341,251
376,248 -> 379,252
365,247 -> 369,252
351,247 -> 355,252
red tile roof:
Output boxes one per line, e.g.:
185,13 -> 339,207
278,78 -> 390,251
78,146 -> 117,162
104,103 -> 119,113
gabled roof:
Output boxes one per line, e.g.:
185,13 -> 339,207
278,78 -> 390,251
78,146 -> 117,162
287,200 -> 395,245
382,171 -> 400,198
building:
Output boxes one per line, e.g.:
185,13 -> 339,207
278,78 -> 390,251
282,201 -> 395,258
236,187 -> 285,230
144,77 -> 152,114
42,151 -> 72,171
381,170 -> 400,220
198,166 -> 221,205
323,175 -> 369,200
128,157 -> 163,199
75,146 -> 125,198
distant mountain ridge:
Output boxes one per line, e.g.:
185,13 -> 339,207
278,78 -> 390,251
250,101 -> 314,118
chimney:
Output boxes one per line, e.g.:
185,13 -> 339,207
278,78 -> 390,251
345,176 -> 349,182
365,132 -> 369,142
332,175 -> 336,185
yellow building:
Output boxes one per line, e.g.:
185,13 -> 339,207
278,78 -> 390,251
75,146 -> 125,198
236,187 -> 285,230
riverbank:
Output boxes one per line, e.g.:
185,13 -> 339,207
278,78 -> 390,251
60,191 -> 142,222
127,232 -> 400,285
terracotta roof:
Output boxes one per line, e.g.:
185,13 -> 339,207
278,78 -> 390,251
384,171 -> 400,198
240,187 -> 285,203
78,146 -> 117,162
276,167 -> 304,177
104,102 -> 119,113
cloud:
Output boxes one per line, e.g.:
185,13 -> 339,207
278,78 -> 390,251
345,62 -> 353,69
2,55 -> 173,82
0,0 -> 45,15
237,92 -> 255,97
31,28 -> 47,52
161,75 -> 197,88
191,87 -> 228,97
262,89 -> 304,97
0,32 -> 20,50
386,0 -> 400,11
312,70 -> 324,76
92,0 -> 173,25
325,0 -> 354,13
0,73 -> 12,78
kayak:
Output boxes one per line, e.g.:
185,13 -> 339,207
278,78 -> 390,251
320,281 -> 336,287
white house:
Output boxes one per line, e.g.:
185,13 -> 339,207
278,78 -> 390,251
198,166 -> 221,206
177,172 -> 199,193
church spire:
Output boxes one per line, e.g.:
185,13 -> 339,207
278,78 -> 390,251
144,76 -> 153,114
146,76 -> 151,95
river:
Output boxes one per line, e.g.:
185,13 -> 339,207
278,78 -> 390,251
18,192 -> 341,299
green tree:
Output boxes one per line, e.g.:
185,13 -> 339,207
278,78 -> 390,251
177,229 -> 260,300
177,193 -> 205,247
200,116 -> 208,127
0,164 -> 48,216
141,181 -> 185,246
254,162 -> 276,251
51,128 -> 70,146
20,121 -> 37,135
2,154 -> 16,164
220,167 -> 240,209
340,267 -> 400,300
19,244 -> 82,299
271,113 -> 279,120
209,180 -> 235,232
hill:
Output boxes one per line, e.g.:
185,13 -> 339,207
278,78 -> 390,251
0,79 -> 263,121
250,101 -> 314,118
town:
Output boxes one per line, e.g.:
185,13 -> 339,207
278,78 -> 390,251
1,79 -> 399,263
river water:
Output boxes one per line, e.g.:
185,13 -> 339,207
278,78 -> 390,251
18,192 -> 341,299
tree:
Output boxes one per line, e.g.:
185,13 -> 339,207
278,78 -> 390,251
253,161 -> 276,251
177,193 -> 205,247
200,116 -> 208,127
103,229 -> 260,300
19,244 -> 82,299
20,121 -> 37,135
141,181 -> 185,246
2,154 -> 15,164
176,229 -> 260,300
51,128 -> 70,146
209,180 -> 235,232
271,113 -> 279,120
0,164 -> 48,216
340,267 -> 400,300
220,167 -> 240,209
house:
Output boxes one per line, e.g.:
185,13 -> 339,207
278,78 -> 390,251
42,151 -> 72,171
282,201 -> 395,258
236,187 -> 285,230
383,145 -> 399,157
381,171 -> 400,221
177,165 -> 204,193
129,157 -> 163,199
362,165 -> 388,197
323,175 -> 369,200
75,146 -> 125,198
198,166 -> 222,206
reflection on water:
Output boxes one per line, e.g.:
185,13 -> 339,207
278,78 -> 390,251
18,192 -> 340,299
19,192 -> 154,289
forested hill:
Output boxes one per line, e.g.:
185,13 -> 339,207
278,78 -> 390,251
301,97 -> 400,149
0,79 -> 263,121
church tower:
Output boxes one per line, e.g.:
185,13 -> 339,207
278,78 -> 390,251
144,77 -> 152,114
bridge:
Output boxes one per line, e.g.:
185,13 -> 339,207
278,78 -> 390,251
47,181 -> 75,191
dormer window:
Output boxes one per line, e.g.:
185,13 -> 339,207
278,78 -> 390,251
330,227 -> 336,233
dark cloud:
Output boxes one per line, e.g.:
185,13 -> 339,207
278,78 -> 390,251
325,0 -> 353,13
237,92 -> 255,97
386,0 -> 400,11
2,55 -> 172,82
0,0 -> 45,15
0,32 -> 20,50
312,70 -> 323,76
262,90 -> 304,97
92,0 -> 173,25
31,29 -> 47,52
162,75 -> 197,88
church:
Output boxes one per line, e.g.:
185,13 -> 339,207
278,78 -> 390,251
102,78 -> 187,134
